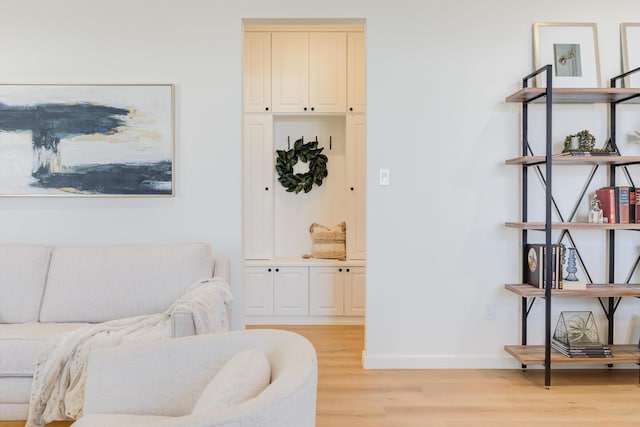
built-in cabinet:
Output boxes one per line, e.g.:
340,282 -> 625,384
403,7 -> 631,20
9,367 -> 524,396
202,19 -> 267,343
272,32 -> 347,113
243,24 -> 366,325
310,266 -> 366,316
243,27 -> 366,115
244,263 -> 365,324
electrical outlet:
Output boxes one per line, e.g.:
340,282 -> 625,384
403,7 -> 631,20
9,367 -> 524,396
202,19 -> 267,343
483,304 -> 496,320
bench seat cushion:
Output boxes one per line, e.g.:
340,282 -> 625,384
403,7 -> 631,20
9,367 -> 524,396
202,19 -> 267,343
0,322 -> 89,377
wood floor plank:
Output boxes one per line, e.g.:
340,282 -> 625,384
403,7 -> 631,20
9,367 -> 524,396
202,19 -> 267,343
2,325 -> 639,426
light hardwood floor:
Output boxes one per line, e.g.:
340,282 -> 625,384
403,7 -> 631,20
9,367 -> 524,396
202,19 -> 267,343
3,325 -> 640,427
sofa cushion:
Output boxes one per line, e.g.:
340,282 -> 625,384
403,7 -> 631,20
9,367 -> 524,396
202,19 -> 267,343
0,245 -> 52,323
191,348 -> 271,414
0,322 -> 88,377
39,243 -> 214,323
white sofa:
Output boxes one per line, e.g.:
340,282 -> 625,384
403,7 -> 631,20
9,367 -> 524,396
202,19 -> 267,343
71,329 -> 318,427
0,243 -> 230,421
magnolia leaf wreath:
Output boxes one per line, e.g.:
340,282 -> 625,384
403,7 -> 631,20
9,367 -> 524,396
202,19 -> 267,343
276,138 -> 328,193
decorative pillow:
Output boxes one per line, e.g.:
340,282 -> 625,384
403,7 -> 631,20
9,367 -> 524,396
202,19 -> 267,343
191,348 -> 271,414
309,221 -> 346,260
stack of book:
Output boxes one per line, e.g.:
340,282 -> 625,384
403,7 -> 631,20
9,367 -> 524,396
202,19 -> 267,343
524,243 -> 562,289
551,339 -> 612,358
595,186 -> 639,224
552,311 -> 612,358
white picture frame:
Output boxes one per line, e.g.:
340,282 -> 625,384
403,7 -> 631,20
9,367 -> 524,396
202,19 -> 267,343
533,22 -> 601,88
621,23 -> 640,88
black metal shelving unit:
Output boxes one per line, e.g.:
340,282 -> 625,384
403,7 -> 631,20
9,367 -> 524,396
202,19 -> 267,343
505,65 -> 640,388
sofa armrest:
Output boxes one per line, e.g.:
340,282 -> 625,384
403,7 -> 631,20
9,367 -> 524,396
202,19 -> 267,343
82,335 -> 232,417
212,256 -> 230,283
212,257 -> 231,327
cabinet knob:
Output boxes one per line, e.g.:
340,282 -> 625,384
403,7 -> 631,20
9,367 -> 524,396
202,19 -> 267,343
346,268 -> 350,272
265,107 -> 269,111
268,268 -> 272,272
338,268 -> 343,272
349,107 -> 353,111
275,268 -> 279,272
350,187 -> 354,191
304,107 -> 308,111
265,187 -> 269,191
311,107 -> 315,111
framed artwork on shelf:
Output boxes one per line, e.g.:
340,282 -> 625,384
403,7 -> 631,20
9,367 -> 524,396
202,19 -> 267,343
533,22 -> 601,88
0,84 -> 174,197
621,23 -> 640,88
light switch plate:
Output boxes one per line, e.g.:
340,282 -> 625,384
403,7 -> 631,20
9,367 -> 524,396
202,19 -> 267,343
379,169 -> 390,186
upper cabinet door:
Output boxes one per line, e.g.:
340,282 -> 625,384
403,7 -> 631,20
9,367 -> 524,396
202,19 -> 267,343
347,32 -> 366,113
243,32 -> 272,113
309,32 -> 347,113
272,32 -> 309,113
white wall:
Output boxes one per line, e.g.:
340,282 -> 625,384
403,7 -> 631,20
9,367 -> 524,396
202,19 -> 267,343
2,0 -> 639,367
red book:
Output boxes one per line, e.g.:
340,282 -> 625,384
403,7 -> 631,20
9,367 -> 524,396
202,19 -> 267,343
596,187 -> 616,223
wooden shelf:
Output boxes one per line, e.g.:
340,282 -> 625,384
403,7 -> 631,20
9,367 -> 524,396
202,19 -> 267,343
505,155 -> 640,166
504,283 -> 640,298
504,344 -> 640,365
505,88 -> 640,104
505,221 -> 640,230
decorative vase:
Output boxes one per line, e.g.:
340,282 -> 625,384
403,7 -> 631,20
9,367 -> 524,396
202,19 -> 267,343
570,136 -> 580,150
565,247 -> 579,282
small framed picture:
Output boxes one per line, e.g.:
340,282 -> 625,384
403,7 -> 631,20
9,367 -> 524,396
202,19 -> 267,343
621,23 -> 640,88
533,22 -> 601,88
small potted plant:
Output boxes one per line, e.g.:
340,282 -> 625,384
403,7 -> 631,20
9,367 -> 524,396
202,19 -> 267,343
562,129 -> 596,153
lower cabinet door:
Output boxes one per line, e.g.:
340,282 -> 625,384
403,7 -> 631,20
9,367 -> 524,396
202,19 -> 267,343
309,266 -> 345,316
344,267 -> 366,316
274,266 -> 309,316
244,267 -> 274,316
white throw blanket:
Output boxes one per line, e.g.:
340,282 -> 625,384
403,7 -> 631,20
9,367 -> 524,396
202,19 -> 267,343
26,278 -> 233,427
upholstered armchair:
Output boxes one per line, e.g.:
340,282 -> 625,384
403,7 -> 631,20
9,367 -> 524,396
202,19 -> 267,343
70,329 -> 318,427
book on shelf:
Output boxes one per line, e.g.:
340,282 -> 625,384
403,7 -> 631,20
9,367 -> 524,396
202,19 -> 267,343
561,281 -> 587,290
596,187 -> 617,223
618,186 -> 630,224
629,187 -> 640,223
552,311 -> 612,358
596,186 -> 636,224
551,339 -> 612,358
619,186 -> 637,224
524,244 -> 562,289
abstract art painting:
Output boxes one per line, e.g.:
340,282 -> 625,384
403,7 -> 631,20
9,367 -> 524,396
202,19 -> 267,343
0,84 -> 174,196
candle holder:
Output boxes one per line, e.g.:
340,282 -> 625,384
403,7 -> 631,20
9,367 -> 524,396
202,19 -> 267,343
565,247 -> 579,281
